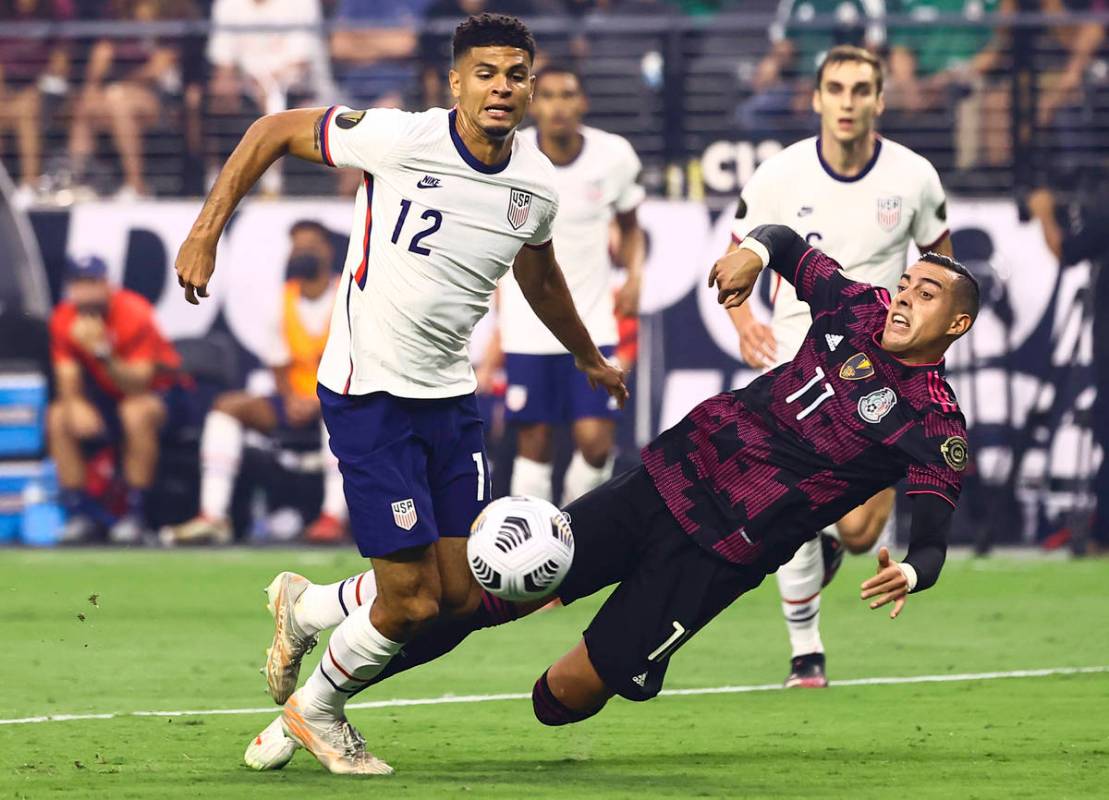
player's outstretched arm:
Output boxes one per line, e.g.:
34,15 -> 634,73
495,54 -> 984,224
175,108 -> 328,305
860,493 -> 951,619
512,244 -> 628,408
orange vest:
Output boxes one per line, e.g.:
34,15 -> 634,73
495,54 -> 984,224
282,280 -> 332,400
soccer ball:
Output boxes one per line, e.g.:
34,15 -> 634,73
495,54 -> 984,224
467,496 -> 575,602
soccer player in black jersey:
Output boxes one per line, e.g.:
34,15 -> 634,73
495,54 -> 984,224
246,224 -> 979,764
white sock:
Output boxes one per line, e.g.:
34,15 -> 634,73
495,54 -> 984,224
562,451 -> 614,504
298,606 -> 402,718
776,533 -> 827,657
295,570 -> 376,636
199,410 -> 243,520
320,419 -> 347,521
510,456 -> 553,502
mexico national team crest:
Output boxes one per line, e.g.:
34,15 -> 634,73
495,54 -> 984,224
839,352 -> 875,381
392,499 -> 418,531
507,188 -> 532,230
877,196 -> 902,231
940,436 -> 969,471
858,387 -> 897,423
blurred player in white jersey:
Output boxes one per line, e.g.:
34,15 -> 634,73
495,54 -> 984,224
727,45 -> 952,688
175,14 -> 626,775
495,65 -> 646,505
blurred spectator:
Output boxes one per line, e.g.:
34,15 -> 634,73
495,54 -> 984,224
47,255 -> 187,545
419,0 -> 536,108
161,221 -> 347,546
980,0 -> 1106,168
331,0 -> 426,110
0,0 -> 75,204
206,0 -> 327,193
66,0 -> 197,199
885,0 -> 1001,170
736,0 -> 886,140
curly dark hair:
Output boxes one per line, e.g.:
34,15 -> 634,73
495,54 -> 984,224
452,13 -> 536,63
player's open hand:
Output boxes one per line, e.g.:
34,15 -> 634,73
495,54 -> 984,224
860,546 -> 909,619
738,320 -> 777,369
578,355 -> 629,410
708,248 -> 763,309
175,234 -> 217,305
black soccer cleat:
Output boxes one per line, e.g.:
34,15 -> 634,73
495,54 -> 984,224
784,652 -> 828,688
820,533 -> 844,588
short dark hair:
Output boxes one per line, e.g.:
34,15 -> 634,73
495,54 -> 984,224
452,13 -> 536,63
920,252 -> 980,321
290,219 -> 331,242
534,64 -> 584,92
816,45 -> 883,94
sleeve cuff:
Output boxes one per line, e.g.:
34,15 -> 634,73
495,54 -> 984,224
897,561 -> 919,592
738,238 -> 770,269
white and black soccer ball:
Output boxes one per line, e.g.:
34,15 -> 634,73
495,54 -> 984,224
467,496 -> 575,602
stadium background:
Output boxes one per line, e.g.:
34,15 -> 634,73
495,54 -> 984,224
0,1 -> 1103,550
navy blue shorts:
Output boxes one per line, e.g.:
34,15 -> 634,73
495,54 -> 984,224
503,345 -> 620,424
318,385 -> 491,559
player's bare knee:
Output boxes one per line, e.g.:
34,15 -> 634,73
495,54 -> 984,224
211,392 -> 245,418
119,395 -> 160,433
46,403 -> 67,436
577,440 -> 611,469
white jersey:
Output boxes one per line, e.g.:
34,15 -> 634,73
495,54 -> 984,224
732,135 -> 948,360
498,125 -> 644,354
315,106 -> 559,398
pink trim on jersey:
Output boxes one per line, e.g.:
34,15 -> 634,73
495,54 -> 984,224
771,272 -> 782,304
731,232 -> 742,245
906,489 -> 956,509
793,247 -> 816,286
927,371 -> 958,413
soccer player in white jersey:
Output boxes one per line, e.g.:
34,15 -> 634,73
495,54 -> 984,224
496,64 -> 646,505
726,45 -> 952,689
174,14 -> 626,775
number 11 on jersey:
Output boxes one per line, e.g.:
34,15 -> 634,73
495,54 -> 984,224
786,366 -> 835,421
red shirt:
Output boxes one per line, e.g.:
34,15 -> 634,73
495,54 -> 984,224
50,289 -> 182,398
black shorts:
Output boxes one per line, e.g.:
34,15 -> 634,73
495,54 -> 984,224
557,466 -> 770,702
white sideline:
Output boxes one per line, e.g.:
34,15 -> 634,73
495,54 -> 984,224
2,665 -> 1105,727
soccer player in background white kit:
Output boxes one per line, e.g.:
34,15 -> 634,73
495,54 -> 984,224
727,45 -> 952,688
175,14 -> 626,775
493,64 -> 646,504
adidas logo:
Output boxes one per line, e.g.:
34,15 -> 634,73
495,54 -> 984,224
417,175 -> 442,189
825,334 -> 843,351
632,672 -> 647,687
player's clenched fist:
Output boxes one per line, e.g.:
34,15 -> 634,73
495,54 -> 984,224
175,234 -> 217,306
708,247 -> 764,309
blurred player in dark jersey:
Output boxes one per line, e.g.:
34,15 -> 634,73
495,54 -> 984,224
246,223 -> 978,761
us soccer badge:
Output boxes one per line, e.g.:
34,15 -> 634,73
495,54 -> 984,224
858,387 -> 897,423
507,188 -> 532,230
877,196 -> 902,231
839,352 -> 875,381
940,436 -> 969,471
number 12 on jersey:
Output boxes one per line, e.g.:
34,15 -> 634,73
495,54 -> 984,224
391,199 -> 442,256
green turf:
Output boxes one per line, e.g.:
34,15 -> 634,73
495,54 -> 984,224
1,549 -> 1107,799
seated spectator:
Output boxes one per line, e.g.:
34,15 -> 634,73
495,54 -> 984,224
885,0 -> 1001,170
162,221 -> 348,546
0,0 -> 75,205
48,255 -> 188,545
206,0 -> 327,193
736,0 -> 886,141
331,0 -> 426,110
66,0 -> 196,198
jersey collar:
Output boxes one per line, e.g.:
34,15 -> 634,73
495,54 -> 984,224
815,136 -> 882,183
449,108 -> 511,175
870,330 -> 946,374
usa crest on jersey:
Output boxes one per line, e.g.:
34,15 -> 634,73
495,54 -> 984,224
877,196 -> 902,231
392,499 -> 418,530
507,188 -> 532,230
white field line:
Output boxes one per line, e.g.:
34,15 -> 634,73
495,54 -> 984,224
2,665 -> 1105,727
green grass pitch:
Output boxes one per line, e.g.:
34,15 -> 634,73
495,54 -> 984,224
1,549 -> 1107,798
